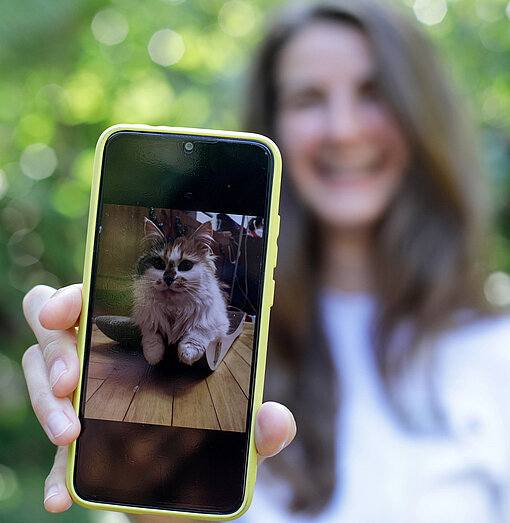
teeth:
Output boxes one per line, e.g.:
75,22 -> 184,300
316,155 -> 381,179
320,159 -> 379,171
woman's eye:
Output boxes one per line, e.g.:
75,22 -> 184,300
280,90 -> 323,110
178,260 -> 193,272
152,258 -> 165,270
359,80 -> 382,103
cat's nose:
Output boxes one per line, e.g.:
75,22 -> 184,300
163,274 -> 175,286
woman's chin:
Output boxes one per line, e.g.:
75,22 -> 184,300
314,205 -> 386,231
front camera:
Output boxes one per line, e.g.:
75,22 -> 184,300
184,142 -> 194,154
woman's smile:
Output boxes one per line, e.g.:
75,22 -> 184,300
314,152 -> 386,183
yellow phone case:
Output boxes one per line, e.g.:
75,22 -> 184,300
66,124 -> 282,520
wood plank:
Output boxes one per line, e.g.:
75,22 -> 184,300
232,339 -> 252,366
85,363 -> 147,421
89,343 -> 141,366
172,377 -> 220,430
242,322 -> 254,332
90,328 -> 115,346
86,378 -> 104,401
238,333 -> 254,348
223,349 -> 251,397
239,322 -> 254,337
88,361 -> 115,380
236,334 -> 254,351
88,343 -> 119,364
236,332 -> 253,350
206,363 -> 247,432
124,366 -> 174,426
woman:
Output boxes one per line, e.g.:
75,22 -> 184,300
22,0 -> 510,521
240,0 -> 510,521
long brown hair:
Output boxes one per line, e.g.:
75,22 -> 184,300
245,0 -> 491,515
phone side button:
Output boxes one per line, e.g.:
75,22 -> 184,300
273,243 -> 278,269
269,279 -> 275,308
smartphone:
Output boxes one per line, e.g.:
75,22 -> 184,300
67,124 -> 281,520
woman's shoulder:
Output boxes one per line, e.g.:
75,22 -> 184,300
438,312 -> 510,367
435,312 -> 510,425
397,313 -> 510,428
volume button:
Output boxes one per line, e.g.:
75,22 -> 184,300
273,214 -> 280,269
269,279 -> 275,307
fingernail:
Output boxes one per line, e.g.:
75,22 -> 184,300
270,434 -> 292,457
49,288 -> 63,299
49,359 -> 67,389
46,411 -> 73,440
44,485 -> 60,503
49,286 -> 74,300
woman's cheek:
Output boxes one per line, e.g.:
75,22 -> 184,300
277,110 -> 323,161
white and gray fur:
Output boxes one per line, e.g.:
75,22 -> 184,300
132,218 -> 229,366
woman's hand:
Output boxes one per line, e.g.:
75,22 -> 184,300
22,284 -> 296,514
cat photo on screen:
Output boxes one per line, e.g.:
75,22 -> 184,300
132,218 -> 229,366
85,204 -> 264,432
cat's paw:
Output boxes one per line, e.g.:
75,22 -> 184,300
178,340 -> 205,366
143,341 -> 165,365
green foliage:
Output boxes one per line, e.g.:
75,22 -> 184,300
1,0 -> 510,521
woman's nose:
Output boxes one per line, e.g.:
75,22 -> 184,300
325,92 -> 362,144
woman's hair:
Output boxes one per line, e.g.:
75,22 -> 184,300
244,0 -> 491,514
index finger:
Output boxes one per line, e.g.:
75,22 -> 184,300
23,285 -> 82,397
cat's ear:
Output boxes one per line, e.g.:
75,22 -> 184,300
193,221 -> 214,251
143,217 -> 165,242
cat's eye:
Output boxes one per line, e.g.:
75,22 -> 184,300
178,260 -> 193,272
152,258 -> 165,270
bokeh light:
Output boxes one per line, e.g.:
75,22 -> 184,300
479,23 -> 507,52
52,181 -> 90,218
7,229 -> 44,267
112,77 -> 175,123
0,169 -> 8,200
36,83 -> 72,123
484,271 -> 510,306
9,262 -> 62,293
2,206 -> 29,234
413,0 -> 447,26
218,1 -> 257,38
475,0 -> 503,22
19,143 -> 57,180
65,71 -> 106,124
71,149 -> 95,187
0,465 -> 18,503
93,510 -> 131,523
16,113 -> 55,146
1,199 -> 41,233
148,29 -> 185,67
91,9 -> 129,46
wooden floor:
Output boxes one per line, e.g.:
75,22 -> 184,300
84,323 -> 254,432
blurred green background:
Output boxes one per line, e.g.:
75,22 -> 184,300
1,0 -> 510,521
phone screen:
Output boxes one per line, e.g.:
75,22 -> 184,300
74,130 -> 274,514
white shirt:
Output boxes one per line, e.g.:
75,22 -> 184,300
240,291 -> 510,522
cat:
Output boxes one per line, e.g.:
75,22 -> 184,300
132,218 -> 229,366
